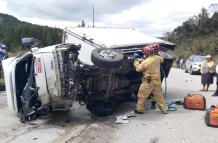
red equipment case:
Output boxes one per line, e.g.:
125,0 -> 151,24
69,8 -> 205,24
183,94 -> 206,110
205,105 -> 218,127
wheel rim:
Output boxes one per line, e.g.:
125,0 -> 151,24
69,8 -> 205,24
98,50 -> 117,60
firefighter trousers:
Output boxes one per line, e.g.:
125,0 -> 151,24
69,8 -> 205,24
136,80 -> 168,113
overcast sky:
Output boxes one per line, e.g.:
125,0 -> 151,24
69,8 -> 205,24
0,0 -> 218,36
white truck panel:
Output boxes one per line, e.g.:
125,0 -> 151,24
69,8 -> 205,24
3,52 -> 32,112
11,61 -> 18,111
2,57 -> 17,111
42,53 -> 60,97
34,53 -> 50,105
65,27 -> 175,48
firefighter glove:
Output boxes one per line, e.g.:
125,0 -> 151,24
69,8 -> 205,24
133,60 -> 140,68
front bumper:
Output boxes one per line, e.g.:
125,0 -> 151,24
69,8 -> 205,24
192,65 -> 201,72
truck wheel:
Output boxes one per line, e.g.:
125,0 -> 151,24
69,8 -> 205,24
91,48 -> 124,69
86,99 -> 117,117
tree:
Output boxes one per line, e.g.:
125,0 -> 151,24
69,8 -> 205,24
198,8 -> 209,25
166,7 -> 218,57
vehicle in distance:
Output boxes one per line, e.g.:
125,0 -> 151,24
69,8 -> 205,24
185,55 -> 207,74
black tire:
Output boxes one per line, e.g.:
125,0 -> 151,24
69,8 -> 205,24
185,68 -> 188,73
190,67 -> 194,75
91,48 -> 124,69
86,99 -> 117,117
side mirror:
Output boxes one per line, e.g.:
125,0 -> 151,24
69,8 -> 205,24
22,37 -> 39,48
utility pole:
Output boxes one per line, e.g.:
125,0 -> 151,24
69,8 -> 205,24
92,6 -> 95,27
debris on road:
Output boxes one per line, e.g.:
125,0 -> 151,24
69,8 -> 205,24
115,111 -> 136,124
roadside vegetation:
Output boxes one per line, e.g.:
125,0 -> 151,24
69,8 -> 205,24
0,13 -> 62,53
0,13 -> 63,89
166,8 -> 218,60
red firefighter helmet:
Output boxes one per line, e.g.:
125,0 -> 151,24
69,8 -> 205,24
143,45 -> 153,55
152,43 -> 160,52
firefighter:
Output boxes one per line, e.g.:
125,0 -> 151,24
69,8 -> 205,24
133,44 -> 168,114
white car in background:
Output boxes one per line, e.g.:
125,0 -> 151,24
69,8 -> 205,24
185,55 -> 207,74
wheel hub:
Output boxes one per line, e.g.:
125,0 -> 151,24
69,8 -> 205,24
98,50 -> 116,60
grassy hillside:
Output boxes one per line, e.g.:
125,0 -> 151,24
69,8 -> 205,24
167,8 -> 218,58
0,13 -> 62,52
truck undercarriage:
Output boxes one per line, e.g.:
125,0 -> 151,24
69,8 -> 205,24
55,44 -> 174,117
55,44 -> 143,117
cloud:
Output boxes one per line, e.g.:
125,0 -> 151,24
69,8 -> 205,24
101,0 -> 218,36
2,0 -> 217,36
5,0 -> 146,21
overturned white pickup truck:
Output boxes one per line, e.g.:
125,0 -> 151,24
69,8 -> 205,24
3,27 -> 175,121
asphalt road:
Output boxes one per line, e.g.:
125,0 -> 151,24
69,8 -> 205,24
0,68 -> 218,143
